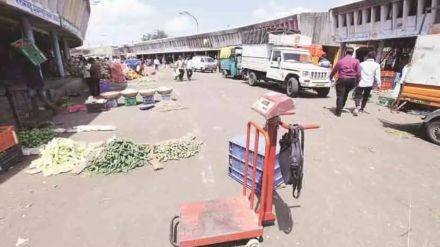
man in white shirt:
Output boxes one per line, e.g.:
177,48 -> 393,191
185,57 -> 193,80
353,51 -> 381,116
153,58 -> 160,71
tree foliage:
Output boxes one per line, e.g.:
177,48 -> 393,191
141,30 -> 169,41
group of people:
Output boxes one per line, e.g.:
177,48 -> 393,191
329,48 -> 381,117
81,57 -> 102,97
172,56 -> 193,81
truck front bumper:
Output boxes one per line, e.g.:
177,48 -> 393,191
299,78 -> 331,88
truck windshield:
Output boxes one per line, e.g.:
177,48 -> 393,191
206,57 -> 214,62
283,53 -> 312,63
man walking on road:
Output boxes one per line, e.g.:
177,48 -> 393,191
353,51 -> 381,116
154,57 -> 160,71
330,47 -> 361,117
185,57 -> 193,81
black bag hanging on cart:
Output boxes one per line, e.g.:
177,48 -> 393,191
279,124 -> 305,199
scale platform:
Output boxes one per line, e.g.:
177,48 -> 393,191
178,196 -> 263,247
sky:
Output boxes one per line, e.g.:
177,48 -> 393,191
84,0 -> 359,48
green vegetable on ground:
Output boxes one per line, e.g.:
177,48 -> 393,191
153,135 -> 203,162
18,128 -> 56,148
86,138 -> 150,175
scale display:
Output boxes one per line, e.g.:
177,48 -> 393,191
252,92 -> 295,119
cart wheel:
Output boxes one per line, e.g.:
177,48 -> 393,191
246,238 -> 260,247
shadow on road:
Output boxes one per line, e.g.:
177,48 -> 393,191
273,191 -> 297,234
378,118 -> 423,139
239,81 -> 330,99
0,156 -> 33,184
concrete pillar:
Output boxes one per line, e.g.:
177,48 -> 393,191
376,40 -> 385,63
416,0 -> 425,28
339,42 -> 346,61
338,14 -> 344,28
353,11 -> 359,32
371,7 -> 376,32
204,51 -> 208,56
20,16 -> 35,42
362,8 -> 368,27
403,0 -> 410,28
380,4 -> 387,31
51,31 -> 65,77
63,38 -> 70,59
392,2 -> 399,30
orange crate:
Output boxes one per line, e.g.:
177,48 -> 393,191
0,126 -> 19,152
379,81 -> 393,90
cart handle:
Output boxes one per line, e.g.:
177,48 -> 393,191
280,121 -> 320,130
169,216 -> 180,247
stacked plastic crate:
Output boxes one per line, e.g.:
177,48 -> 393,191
228,134 -> 284,193
0,126 -> 22,172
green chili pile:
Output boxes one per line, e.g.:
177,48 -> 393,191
86,138 -> 150,175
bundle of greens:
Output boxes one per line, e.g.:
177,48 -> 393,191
86,138 -> 150,175
18,128 -> 56,148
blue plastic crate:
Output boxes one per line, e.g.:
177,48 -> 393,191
228,134 -> 283,193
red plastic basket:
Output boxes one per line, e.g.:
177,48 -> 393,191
0,126 -> 19,152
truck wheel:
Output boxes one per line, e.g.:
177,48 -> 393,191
222,70 -> 228,77
316,88 -> 330,97
246,239 -> 260,247
426,119 -> 440,145
286,77 -> 300,97
248,72 -> 258,86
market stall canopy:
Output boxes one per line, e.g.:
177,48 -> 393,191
405,34 -> 440,87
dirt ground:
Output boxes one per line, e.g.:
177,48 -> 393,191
1,68 -> 439,247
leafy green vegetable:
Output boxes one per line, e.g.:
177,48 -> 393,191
18,128 -> 56,148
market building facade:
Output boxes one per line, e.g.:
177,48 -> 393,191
0,0 -> 91,126
0,0 -> 90,77
330,0 -> 440,79
75,12 -> 337,63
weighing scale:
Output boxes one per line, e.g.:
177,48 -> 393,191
170,92 -> 319,247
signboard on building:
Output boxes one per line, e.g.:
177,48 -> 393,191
61,18 -> 84,40
268,34 -> 312,47
6,0 -> 61,25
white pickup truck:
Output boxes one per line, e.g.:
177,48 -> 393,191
241,43 -> 331,97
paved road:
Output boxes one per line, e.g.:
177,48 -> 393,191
1,69 -> 439,247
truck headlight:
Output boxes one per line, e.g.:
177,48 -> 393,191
302,71 -> 309,77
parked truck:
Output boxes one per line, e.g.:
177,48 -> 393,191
220,46 -> 242,78
397,34 -> 440,145
241,34 -> 331,97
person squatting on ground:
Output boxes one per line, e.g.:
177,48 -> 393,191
329,47 -> 361,117
353,51 -> 381,116
185,57 -> 193,81
87,58 -> 101,97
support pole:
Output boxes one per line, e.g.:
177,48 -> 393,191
51,31 -> 65,77
20,16 -> 35,43
63,38 -> 70,59
376,40 -> 385,63
261,117 -> 279,225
